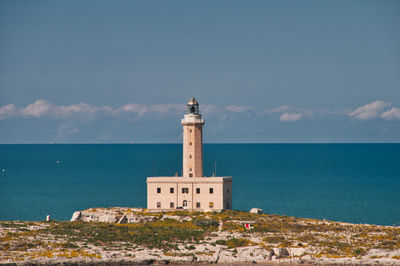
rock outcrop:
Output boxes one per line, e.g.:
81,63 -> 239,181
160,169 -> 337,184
272,247 -> 289,258
249,208 -> 263,214
69,207 -> 195,224
70,211 -> 81,222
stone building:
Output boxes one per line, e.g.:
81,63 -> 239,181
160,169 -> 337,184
147,98 -> 232,211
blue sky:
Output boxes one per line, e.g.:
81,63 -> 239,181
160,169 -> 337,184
0,0 -> 399,143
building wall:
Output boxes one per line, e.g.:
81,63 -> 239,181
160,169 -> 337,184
147,177 -> 232,211
182,122 -> 203,178
223,181 -> 233,210
147,181 -> 178,210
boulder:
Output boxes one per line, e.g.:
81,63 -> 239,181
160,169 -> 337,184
273,248 -> 289,258
70,211 -> 81,221
268,249 -> 275,260
118,215 -> 128,224
290,247 -> 306,257
250,208 -> 263,214
161,215 -> 181,221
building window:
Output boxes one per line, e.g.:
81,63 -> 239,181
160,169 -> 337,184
190,142 -> 192,146
170,202 -> 174,208
227,188 -> 230,193
182,187 -> 189,194
209,202 -> 214,208
183,200 -> 188,207
189,155 -> 192,159
190,129 -> 192,133
190,168 -> 192,172
170,187 -> 174,193
196,202 -> 201,208
157,187 -> 161,193
189,173 -> 193,177
196,188 -> 200,194
157,202 -> 161,208
209,188 -> 214,194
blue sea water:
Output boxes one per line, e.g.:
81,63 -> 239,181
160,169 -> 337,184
0,144 -> 399,226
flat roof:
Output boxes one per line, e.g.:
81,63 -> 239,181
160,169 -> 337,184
146,176 -> 232,183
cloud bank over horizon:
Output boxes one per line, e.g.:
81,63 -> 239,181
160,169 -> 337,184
1,99 -> 400,143
2,99 -> 400,122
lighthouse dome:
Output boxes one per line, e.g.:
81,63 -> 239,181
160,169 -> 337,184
186,98 -> 200,115
187,97 -> 199,106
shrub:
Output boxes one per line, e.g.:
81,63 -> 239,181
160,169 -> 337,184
263,236 -> 285,243
215,239 -> 226,245
186,245 -> 196,250
225,238 -> 252,248
193,218 -> 219,228
353,248 -> 366,256
62,242 -> 79,249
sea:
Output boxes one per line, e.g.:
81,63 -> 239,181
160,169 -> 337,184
0,144 -> 399,226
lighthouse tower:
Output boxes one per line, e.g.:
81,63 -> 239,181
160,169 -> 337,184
181,98 -> 204,178
146,97 -> 232,211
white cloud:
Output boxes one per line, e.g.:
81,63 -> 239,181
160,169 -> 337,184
381,107 -> 400,121
265,105 -> 312,122
225,105 -> 255,113
60,103 -> 96,114
20,100 -> 53,118
279,112 -> 302,122
116,104 -> 148,116
149,104 -> 182,114
265,105 -> 293,113
3,99 -> 400,124
11,100 -> 186,120
349,100 -> 391,120
0,104 -> 16,120
56,103 -> 102,118
19,100 -> 111,119
115,103 -> 182,116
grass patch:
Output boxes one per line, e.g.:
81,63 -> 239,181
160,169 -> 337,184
37,219 -> 204,251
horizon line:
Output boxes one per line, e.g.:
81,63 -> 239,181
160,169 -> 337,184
1,142 -> 400,145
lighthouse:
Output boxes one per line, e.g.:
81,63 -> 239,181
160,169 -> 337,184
146,98 -> 232,211
182,98 -> 204,178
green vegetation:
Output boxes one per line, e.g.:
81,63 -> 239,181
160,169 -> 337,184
193,218 -> 219,228
1,210 -> 400,264
37,219 -> 204,251
219,238 -> 253,248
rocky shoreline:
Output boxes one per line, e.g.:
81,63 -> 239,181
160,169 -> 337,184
1,208 -> 400,265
